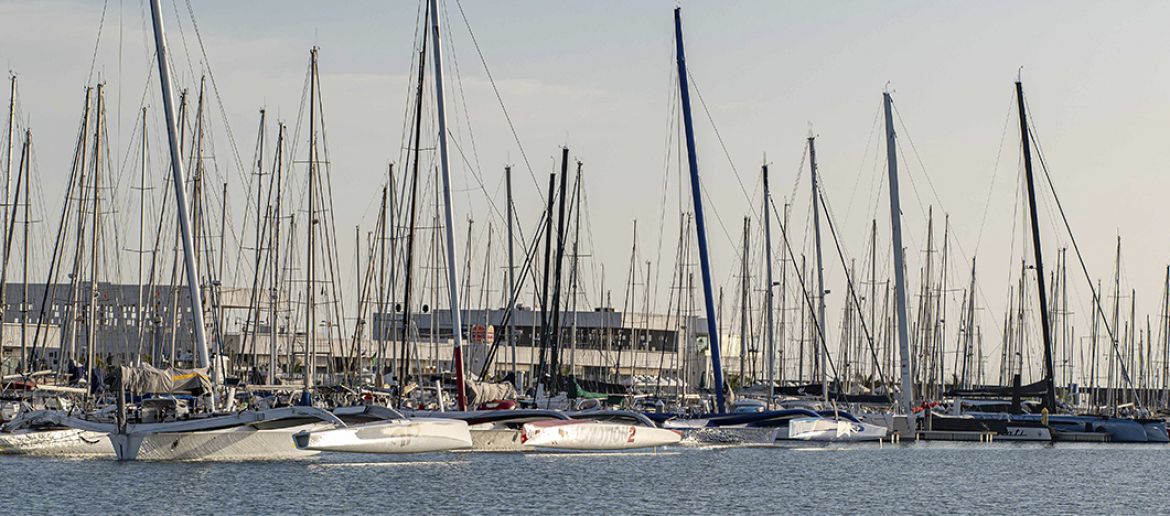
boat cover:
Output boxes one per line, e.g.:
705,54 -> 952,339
119,365 -> 211,394
465,377 -> 517,406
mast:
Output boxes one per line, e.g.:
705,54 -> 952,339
808,136 -> 829,401
87,84 -> 103,390
135,107 -> 148,364
883,91 -> 915,417
739,217 -> 750,385
1015,80 -> 1058,411
245,109 -> 265,374
428,0 -> 468,410
505,166 -> 517,388
674,7 -> 726,413
305,47 -> 319,398
763,164 -> 775,405
537,174 -> 555,387
19,129 -> 29,372
4,75 -> 14,284
399,2 -> 430,396
269,123 -> 285,385
1,75 -> 14,369
147,0 -> 211,379
4,131 -> 28,372
569,162 -> 582,379
64,87 -> 92,371
549,148 -> 570,390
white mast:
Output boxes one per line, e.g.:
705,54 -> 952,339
428,0 -> 468,410
147,0 -> 212,380
883,91 -> 915,418
808,136 -> 829,403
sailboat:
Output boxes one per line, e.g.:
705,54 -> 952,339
658,7 -> 886,445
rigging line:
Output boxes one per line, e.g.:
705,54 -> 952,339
1027,101 -> 1139,399
452,0 -> 541,200
86,0 -> 110,86
973,93 -> 1015,256
441,0 -> 486,196
686,71 -> 757,222
767,191 -> 840,383
447,134 -> 506,227
182,0 -> 254,283
840,104 -> 883,227
654,52 -> 680,314
816,157 -> 889,386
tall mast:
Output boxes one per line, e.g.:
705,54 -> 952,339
428,0 -> 468,410
135,107 -> 148,364
569,162 -> 582,378
739,217 -> 750,384
147,0 -> 211,377
87,84 -> 103,388
674,7 -> 726,413
883,91 -> 915,417
246,109 -> 265,372
505,165 -> 517,388
20,129 -> 30,373
399,2 -> 430,396
4,75 -> 14,282
4,131 -> 28,372
1015,80 -> 1057,411
63,87 -> 92,370
305,47 -> 319,398
373,175 -> 387,388
808,136 -> 829,402
269,123 -> 284,385
763,164 -> 775,405
549,147 -> 570,390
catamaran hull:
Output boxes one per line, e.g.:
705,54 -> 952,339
520,420 -> 682,451
0,428 -> 113,456
129,423 -> 326,461
293,419 -> 472,454
779,418 -> 888,442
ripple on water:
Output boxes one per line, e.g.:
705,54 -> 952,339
3,444 -> 1165,515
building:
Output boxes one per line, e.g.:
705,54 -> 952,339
373,306 -> 715,389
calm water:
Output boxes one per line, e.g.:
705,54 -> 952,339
5,444 -> 1164,514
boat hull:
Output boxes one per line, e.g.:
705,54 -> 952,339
132,423 -> 326,461
293,418 -> 472,454
780,417 -> 888,442
0,428 -> 113,456
520,420 -> 682,451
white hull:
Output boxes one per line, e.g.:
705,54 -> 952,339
131,423 -> 326,461
780,418 -> 888,442
7,406 -> 347,461
521,420 -> 682,451
294,418 -> 472,454
0,428 -> 114,456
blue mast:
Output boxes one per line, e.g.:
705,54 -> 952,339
674,7 -> 726,413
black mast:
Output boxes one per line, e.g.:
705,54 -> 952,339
1015,79 -> 1057,412
548,147 -> 571,391
535,173 -> 555,391
399,3 -> 430,392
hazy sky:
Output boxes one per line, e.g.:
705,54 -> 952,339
3,1 -> 1170,379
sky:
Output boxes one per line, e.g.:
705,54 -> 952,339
3,0 -> 1170,381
